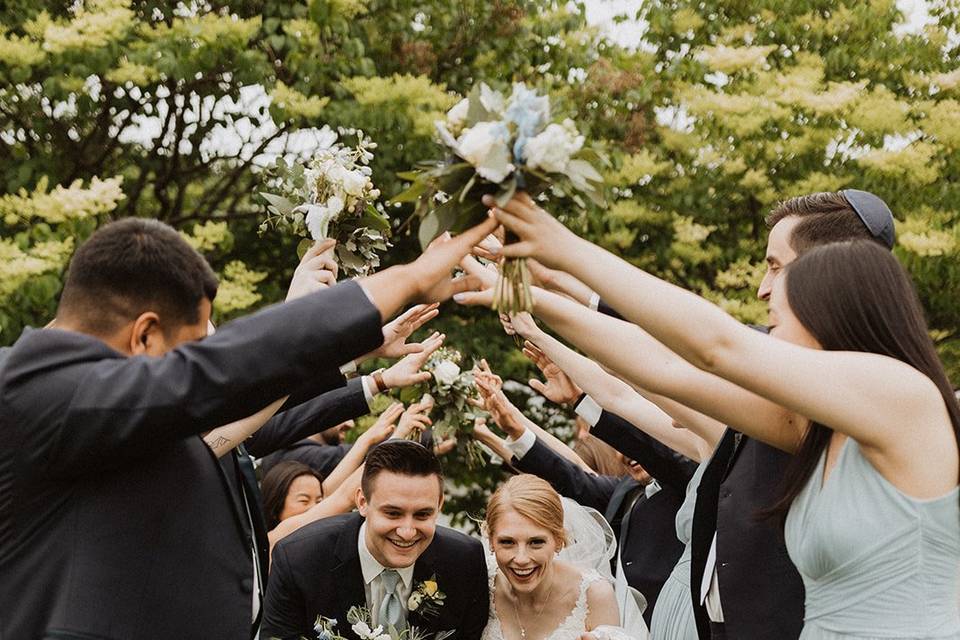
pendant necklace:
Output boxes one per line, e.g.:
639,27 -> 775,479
511,579 -> 555,640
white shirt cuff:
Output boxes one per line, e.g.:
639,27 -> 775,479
504,428 -> 536,460
339,359 -> 358,376
360,375 -> 376,408
588,292 -> 600,311
575,394 -> 603,427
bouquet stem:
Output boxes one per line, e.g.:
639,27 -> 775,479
493,257 -> 533,314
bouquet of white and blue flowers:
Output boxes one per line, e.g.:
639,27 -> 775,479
394,82 -> 605,312
259,129 -> 391,278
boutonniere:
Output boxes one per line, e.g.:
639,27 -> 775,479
407,575 -> 446,620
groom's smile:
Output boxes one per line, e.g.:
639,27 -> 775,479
357,469 -> 444,568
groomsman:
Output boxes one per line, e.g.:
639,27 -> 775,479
687,190 -> 896,640
262,440 -> 489,640
0,215 -> 495,639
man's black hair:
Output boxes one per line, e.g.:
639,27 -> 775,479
57,218 -> 218,336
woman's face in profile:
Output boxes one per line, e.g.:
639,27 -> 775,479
491,508 -> 560,594
279,474 -> 323,523
767,277 -> 820,350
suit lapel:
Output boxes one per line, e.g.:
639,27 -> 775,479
203,441 -> 249,541
333,514 -> 368,635
604,478 -> 641,524
408,538 -> 439,630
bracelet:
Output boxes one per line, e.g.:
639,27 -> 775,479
372,369 -> 387,395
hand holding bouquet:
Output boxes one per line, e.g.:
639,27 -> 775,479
394,83 -> 605,313
259,129 -> 390,278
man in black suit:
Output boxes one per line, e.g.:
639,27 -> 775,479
262,440 -> 489,640
0,215 -> 496,639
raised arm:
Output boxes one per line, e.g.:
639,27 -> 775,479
513,315 -> 709,462
478,194 -> 956,494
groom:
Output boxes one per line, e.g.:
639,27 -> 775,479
261,440 -> 489,639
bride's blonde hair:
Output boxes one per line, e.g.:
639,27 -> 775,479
485,475 -> 567,548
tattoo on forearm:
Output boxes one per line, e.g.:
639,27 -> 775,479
206,435 -> 231,449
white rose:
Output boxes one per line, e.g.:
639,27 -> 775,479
446,98 -> 470,128
339,169 -> 368,197
433,360 -> 461,386
408,592 -> 423,611
523,119 -> 585,174
456,122 -> 514,184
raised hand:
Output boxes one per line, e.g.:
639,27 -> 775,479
433,436 -> 457,456
507,312 -> 541,339
380,332 -> 445,390
474,375 -> 524,440
481,192 -> 580,270
357,401 -> 404,448
523,340 -> 583,405
286,239 -> 339,301
395,400 -> 433,440
367,303 -> 440,360
410,216 -> 499,303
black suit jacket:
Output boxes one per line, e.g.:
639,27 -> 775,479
514,438 -> 686,625
262,512 -> 489,640
689,429 -> 805,639
0,281 -> 383,640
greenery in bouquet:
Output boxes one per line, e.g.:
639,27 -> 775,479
418,347 -> 486,468
393,82 -> 606,313
259,129 -> 391,278
308,606 -> 455,640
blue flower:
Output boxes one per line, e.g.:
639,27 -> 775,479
504,83 -> 551,162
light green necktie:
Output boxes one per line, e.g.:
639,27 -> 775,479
378,569 -> 405,632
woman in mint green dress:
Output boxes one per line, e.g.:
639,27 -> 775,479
471,194 -> 960,639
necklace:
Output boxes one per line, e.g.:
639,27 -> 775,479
511,577 -> 555,640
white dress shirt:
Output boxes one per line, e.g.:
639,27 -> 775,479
357,523 -> 416,627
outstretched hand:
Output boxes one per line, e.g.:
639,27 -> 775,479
286,239 -> 338,301
395,400 -> 433,440
523,340 -> 582,405
367,303 -> 440,360
410,216 -> 500,303
358,402 -> 404,448
381,331 -> 445,390
481,192 -> 579,270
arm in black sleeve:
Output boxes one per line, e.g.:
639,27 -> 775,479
5,280 -> 383,477
513,438 -> 620,511
260,540 -> 311,639
245,377 -> 369,457
590,409 -> 697,495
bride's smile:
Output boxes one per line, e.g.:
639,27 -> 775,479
492,508 -> 561,594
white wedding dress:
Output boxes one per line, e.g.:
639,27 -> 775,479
480,499 -> 650,640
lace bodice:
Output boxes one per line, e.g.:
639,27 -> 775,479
481,553 -> 603,640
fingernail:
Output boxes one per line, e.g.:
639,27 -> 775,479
453,293 -> 465,302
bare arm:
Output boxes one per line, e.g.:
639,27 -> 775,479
475,373 -> 595,473
322,402 -> 403,496
513,319 -> 707,462
202,397 -> 288,457
479,193 -> 956,497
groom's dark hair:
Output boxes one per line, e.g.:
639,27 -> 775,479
361,440 -> 444,498
57,218 -> 218,337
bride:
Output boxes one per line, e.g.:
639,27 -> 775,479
481,474 -> 646,640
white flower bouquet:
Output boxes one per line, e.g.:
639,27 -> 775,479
393,82 -> 606,312
420,347 -> 485,467
307,606 -> 454,640
259,129 -> 391,278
